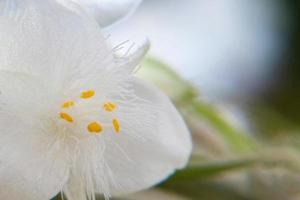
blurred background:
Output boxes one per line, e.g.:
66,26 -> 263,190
58,0 -> 300,199
108,0 -> 289,102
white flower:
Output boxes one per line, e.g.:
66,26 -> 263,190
0,0 -> 191,200
57,0 -> 142,27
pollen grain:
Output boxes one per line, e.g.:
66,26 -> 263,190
62,101 -> 75,108
112,118 -> 121,133
81,90 -> 95,99
87,122 -> 103,134
60,112 -> 74,123
103,102 -> 117,112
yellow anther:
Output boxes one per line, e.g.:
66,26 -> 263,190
81,90 -> 95,99
60,112 -> 74,123
62,101 -> 75,108
87,122 -> 103,134
112,118 -> 120,133
103,102 -> 117,112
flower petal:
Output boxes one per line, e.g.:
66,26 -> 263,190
0,165 -> 50,200
0,0 -> 114,90
58,0 -> 143,27
108,77 -> 192,193
0,70 -> 69,199
64,77 -> 192,198
130,77 -> 192,170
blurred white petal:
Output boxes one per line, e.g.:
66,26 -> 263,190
60,0 -> 142,27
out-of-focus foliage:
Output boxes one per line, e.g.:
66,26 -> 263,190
248,0 -> 300,139
138,58 -> 257,154
137,57 -> 300,200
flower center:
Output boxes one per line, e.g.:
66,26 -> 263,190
59,90 -> 121,135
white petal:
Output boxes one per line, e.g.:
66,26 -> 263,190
65,77 -> 192,198
108,77 -> 192,194
0,71 -> 69,199
0,0 -> 114,91
0,166 -> 51,200
130,77 -> 192,169
115,40 -> 150,73
58,0 -> 143,27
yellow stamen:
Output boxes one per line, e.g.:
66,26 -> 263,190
87,122 -> 103,134
62,101 -> 75,108
60,112 -> 74,123
103,102 -> 117,112
81,90 -> 95,99
112,118 -> 120,133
